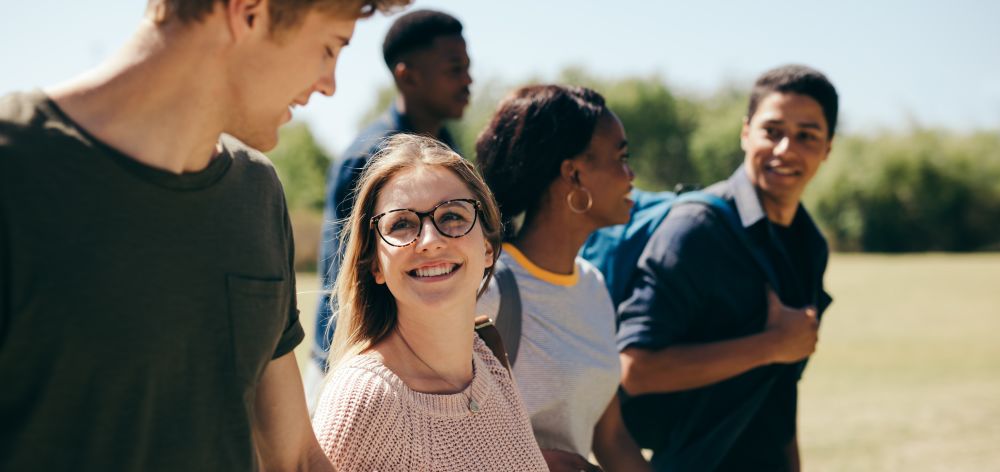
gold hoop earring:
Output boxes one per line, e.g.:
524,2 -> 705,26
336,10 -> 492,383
567,187 -> 593,214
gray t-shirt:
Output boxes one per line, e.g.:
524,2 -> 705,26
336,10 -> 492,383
0,91 -> 303,471
477,244 -> 620,456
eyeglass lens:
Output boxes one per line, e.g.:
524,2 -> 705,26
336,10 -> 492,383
377,200 -> 477,246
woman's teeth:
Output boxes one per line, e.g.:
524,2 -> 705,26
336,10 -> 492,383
414,264 -> 456,277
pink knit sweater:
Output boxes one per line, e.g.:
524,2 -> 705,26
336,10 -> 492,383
313,335 -> 548,471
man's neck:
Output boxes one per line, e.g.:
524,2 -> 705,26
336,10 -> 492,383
395,95 -> 445,137
46,19 -> 228,174
759,192 -> 800,227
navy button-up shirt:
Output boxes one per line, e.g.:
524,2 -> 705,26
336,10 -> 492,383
617,165 -> 832,472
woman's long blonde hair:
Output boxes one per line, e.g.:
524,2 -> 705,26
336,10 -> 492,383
325,134 -> 503,369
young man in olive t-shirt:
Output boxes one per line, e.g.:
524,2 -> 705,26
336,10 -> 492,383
0,0 -> 407,470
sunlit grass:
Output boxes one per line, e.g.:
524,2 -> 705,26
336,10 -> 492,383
799,254 -> 1000,471
294,254 -> 1000,470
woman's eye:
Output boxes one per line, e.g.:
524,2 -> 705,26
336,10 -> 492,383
389,219 -> 414,231
440,212 -> 467,222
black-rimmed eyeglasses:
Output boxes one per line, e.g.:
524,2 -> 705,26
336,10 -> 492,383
370,198 -> 482,247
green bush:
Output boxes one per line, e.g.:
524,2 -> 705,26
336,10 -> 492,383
688,86 -> 747,185
806,130 -> 1000,251
266,122 -> 332,212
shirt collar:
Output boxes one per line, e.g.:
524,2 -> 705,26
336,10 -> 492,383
728,164 -> 768,228
728,164 -> 820,239
387,101 -> 458,151
388,101 -> 411,132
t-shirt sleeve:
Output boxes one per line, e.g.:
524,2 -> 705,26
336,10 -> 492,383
273,202 -> 304,359
616,208 -> 721,352
312,367 -> 411,471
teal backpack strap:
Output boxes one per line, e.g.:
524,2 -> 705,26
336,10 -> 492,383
491,259 -> 523,366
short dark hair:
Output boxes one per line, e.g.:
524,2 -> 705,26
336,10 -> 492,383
382,9 -> 463,70
475,85 -> 608,238
747,64 -> 839,138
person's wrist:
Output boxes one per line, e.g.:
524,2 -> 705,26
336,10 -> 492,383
756,329 -> 780,365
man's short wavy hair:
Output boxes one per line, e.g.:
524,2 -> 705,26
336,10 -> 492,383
150,0 -> 409,34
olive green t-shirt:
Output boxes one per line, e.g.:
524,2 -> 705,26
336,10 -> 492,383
0,91 -> 304,471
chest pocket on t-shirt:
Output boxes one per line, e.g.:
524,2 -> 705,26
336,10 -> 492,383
226,274 -> 289,384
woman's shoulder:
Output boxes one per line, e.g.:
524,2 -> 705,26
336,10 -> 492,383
473,334 -> 510,378
315,354 -> 406,421
313,355 -> 412,469
575,256 -> 613,293
575,255 -> 601,279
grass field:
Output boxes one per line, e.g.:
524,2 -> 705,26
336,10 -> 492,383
293,254 -> 1000,471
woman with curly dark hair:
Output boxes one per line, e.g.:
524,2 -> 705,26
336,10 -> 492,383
476,85 -> 650,471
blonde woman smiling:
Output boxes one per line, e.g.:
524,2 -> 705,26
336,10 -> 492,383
312,134 -> 546,471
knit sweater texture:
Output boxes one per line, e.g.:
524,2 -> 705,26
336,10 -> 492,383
313,335 -> 548,471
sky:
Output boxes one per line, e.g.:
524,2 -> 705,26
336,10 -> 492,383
3,0 -> 999,155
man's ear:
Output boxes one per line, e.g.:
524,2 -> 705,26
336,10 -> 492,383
226,0 -> 268,42
739,116 -> 751,152
393,61 -> 420,92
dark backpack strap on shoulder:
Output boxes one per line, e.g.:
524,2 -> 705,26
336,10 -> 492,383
491,259 -> 523,365
474,316 -> 511,372
675,192 -> 782,291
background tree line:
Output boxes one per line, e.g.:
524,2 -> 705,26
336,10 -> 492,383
267,68 -> 1000,269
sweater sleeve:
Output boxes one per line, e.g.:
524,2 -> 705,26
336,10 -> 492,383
312,365 -> 417,472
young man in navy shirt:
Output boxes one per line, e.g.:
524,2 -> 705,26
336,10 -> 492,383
617,65 -> 838,471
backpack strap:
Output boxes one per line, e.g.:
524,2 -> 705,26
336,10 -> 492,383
673,192 -> 782,292
474,315 -> 511,372
491,259 -> 523,366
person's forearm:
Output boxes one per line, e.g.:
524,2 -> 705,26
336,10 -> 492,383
254,353 -> 336,472
621,332 -> 777,395
258,443 -> 334,472
593,436 -> 650,472
592,395 -> 651,472
303,443 -> 337,472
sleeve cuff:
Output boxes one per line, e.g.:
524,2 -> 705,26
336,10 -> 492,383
273,316 -> 305,359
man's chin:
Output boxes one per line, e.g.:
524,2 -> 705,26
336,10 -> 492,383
446,103 -> 469,120
230,130 -> 280,153
759,183 -> 804,204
